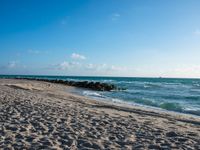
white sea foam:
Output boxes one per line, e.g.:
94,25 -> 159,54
111,98 -> 123,103
83,91 -> 102,97
101,80 -> 115,82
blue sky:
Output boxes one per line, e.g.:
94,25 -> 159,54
0,0 -> 200,77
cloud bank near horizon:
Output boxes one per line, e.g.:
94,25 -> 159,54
2,52 -> 200,78
0,52 -> 134,76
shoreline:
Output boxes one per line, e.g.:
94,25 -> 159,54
67,83 -> 200,119
3,77 -> 200,118
1,75 -> 200,116
0,79 -> 200,149
77,90 -> 200,119
7,76 -> 200,117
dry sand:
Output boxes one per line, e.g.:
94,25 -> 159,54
0,79 -> 200,150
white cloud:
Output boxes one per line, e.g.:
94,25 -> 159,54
71,53 -> 86,60
110,65 -> 127,71
59,61 -> 70,70
87,63 -> 127,72
86,63 -> 95,69
111,13 -> 121,21
168,65 -> 200,78
194,29 -> 200,35
85,63 -> 107,71
52,61 -> 130,75
56,61 -> 81,70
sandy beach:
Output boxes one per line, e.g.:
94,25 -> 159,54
0,79 -> 200,150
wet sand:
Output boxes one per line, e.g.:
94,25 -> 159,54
0,79 -> 200,150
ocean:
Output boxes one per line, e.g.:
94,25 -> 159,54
1,75 -> 200,116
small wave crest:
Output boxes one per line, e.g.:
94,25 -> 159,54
101,80 -> 115,83
182,107 -> 200,116
83,91 -> 102,97
144,82 -> 162,88
159,102 -> 182,112
111,98 -> 123,103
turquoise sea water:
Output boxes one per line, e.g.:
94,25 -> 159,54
1,75 -> 200,116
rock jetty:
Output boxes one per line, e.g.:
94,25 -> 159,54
14,78 -> 119,91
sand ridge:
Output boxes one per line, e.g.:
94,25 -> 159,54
0,79 -> 200,149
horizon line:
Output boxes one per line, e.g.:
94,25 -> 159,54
1,74 -> 200,80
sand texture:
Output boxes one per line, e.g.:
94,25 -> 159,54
0,79 -> 200,150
